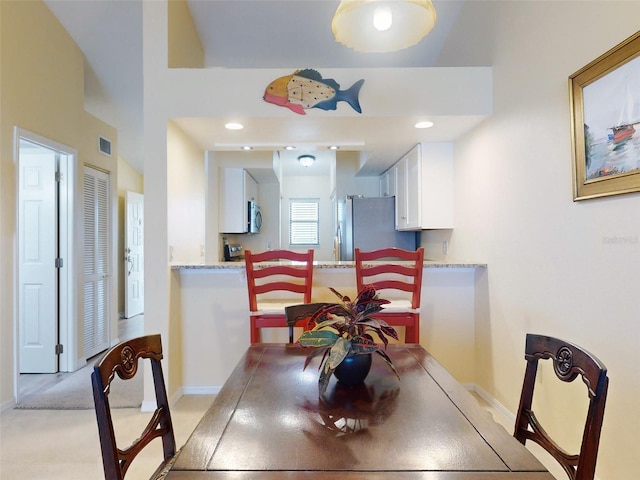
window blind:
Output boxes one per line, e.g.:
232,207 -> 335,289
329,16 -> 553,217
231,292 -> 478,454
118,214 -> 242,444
290,199 -> 319,245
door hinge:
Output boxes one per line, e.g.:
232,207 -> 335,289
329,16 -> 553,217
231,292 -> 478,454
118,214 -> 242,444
55,344 -> 64,355
55,171 -> 62,182
55,257 -> 64,268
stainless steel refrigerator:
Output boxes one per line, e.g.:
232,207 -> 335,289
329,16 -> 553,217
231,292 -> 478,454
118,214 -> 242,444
335,196 -> 417,261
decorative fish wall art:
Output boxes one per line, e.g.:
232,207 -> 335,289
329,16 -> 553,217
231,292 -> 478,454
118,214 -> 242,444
263,69 -> 364,115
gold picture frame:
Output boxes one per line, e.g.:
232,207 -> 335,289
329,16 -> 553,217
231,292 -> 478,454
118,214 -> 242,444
570,31 -> 640,201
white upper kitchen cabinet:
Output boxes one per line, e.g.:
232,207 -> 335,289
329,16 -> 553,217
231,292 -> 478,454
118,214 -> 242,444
394,143 -> 454,231
380,166 -> 396,198
394,158 -> 407,229
218,168 -> 258,233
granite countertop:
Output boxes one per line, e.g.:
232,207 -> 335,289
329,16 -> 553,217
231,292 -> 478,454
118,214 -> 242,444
172,260 -> 486,270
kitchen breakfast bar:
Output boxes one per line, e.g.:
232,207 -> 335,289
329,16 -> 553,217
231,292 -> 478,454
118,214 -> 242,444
171,261 -> 486,393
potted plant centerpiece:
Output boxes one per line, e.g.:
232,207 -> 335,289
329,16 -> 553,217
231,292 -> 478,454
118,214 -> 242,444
298,285 -> 400,394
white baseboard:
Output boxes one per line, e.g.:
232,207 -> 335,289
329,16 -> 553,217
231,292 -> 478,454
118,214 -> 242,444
169,387 -> 183,407
182,386 -> 222,395
140,385 -> 221,413
1,399 -> 16,413
73,357 -> 88,373
140,399 -> 157,413
467,383 -> 516,427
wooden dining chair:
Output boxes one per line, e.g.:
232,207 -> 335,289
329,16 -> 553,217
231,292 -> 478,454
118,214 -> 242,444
284,302 -> 332,343
245,249 -> 314,343
513,334 -> 608,480
91,334 -> 177,480
354,247 -> 424,343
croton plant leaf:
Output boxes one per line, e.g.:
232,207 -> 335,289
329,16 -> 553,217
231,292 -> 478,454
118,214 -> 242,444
327,337 -> 350,369
299,330 -> 339,347
297,285 -> 400,395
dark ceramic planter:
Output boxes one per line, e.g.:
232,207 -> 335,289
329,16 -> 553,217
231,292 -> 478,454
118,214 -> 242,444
334,353 -> 372,385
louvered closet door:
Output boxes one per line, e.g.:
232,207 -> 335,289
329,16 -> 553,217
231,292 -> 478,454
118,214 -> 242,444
83,167 -> 111,359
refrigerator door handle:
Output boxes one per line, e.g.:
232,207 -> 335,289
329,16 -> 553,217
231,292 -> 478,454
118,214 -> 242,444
333,234 -> 342,261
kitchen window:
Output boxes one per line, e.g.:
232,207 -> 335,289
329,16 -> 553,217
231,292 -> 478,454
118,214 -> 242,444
289,199 -> 319,245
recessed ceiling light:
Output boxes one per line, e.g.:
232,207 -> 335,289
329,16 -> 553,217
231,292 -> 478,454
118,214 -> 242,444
329,145 -> 340,150
225,122 -> 244,130
284,146 -> 295,151
241,146 -> 253,151
415,121 -> 434,129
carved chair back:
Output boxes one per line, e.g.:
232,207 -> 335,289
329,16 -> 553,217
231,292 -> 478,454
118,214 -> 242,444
514,334 -> 608,480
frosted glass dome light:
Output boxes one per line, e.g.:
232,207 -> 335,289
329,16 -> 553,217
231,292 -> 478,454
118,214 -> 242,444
332,0 -> 437,53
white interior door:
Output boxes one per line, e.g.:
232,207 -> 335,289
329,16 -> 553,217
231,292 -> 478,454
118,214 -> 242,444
125,191 -> 144,318
83,167 -> 111,359
18,145 -> 58,373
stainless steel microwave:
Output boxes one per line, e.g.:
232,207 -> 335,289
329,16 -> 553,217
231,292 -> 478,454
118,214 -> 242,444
248,201 -> 262,233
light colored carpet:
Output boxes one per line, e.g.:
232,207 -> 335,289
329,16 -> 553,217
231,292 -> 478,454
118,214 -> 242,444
1,395 -> 216,480
15,361 -> 142,410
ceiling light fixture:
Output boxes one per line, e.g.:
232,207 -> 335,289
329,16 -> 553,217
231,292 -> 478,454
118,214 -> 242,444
329,145 -> 340,150
373,6 -> 393,31
298,154 -> 316,167
332,0 -> 437,53
415,121 -> 434,129
284,146 -> 295,151
241,146 -> 253,151
225,122 -> 244,130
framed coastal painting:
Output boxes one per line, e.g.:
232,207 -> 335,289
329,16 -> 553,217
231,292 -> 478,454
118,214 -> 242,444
570,30 -> 640,200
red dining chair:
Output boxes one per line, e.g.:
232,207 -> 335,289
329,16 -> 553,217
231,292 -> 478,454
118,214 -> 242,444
244,249 -> 314,343
91,334 -> 177,480
354,247 -> 424,343
514,334 -> 608,480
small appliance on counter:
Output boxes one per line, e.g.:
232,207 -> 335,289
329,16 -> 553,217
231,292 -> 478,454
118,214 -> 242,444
224,243 -> 244,261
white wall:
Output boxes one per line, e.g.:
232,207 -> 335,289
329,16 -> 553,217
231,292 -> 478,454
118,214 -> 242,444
336,150 -> 381,199
281,175 -> 334,260
438,2 -> 640,479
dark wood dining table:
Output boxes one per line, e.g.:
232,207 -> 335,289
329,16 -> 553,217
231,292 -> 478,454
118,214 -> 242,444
167,344 -> 554,479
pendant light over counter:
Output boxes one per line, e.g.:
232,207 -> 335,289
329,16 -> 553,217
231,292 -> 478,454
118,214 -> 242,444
332,0 -> 437,53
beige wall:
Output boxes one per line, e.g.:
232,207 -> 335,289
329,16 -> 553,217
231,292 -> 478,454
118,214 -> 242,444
167,120 -> 206,395
1,1 -> 119,406
429,2 -> 640,479
167,121 -> 205,265
168,0 -> 204,68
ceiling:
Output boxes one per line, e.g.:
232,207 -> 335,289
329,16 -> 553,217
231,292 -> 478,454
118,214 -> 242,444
44,0 -> 492,176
